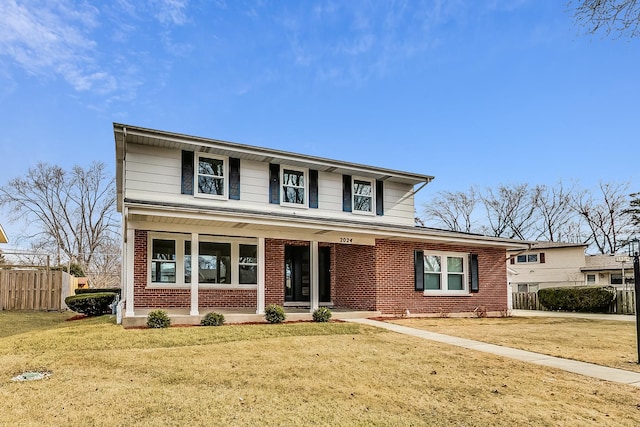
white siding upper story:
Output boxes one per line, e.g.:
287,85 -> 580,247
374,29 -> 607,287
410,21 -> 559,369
124,143 -> 417,226
508,244 -> 587,292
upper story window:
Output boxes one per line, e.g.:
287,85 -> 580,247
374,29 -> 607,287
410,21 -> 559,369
281,167 -> 306,206
196,153 -> 227,198
353,178 -> 374,214
516,254 -> 538,263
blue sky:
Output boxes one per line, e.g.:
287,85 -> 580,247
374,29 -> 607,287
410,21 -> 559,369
0,0 -> 638,230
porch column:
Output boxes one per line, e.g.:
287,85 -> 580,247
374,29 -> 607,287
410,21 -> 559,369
190,232 -> 199,316
256,237 -> 265,314
125,228 -> 135,317
310,240 -> 319,312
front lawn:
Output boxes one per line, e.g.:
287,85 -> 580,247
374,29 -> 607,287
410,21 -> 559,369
389,316 -> 640,373
0,312 -> 639,426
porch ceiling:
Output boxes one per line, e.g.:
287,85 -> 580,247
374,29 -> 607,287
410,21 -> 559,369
125,202 -> 529,249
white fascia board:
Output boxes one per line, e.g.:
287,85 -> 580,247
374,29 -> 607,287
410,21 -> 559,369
123,202 -> 529,250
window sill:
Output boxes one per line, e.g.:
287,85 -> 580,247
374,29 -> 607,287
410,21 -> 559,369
423,291 -> 471,296
194,193 -> 228,201
146,283 -> 257,290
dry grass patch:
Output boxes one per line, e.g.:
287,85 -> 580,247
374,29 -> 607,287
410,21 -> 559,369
389,316 -> 640,372
1,312 -> 640,426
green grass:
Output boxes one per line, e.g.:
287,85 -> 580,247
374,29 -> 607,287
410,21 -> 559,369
389,316 -> 640,372
1,312 -> 640,426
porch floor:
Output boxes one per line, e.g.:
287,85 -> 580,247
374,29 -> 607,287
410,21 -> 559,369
122,307 -> 382,328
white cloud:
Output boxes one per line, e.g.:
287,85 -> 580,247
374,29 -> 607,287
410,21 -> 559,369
151,0 -> 189,26
0,0 -> 113,93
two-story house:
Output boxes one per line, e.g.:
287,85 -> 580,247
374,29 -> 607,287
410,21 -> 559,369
507,242 -> 588,293
115,124 -> 527,326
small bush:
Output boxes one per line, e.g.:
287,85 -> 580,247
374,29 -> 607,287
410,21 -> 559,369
147,310 -> 171,328
65,292 -> 116,316
538,286 -> 615,313
312,307 -> 332,322
201,312 -> 225,326
264,304 -> 286,324
75,287 -> 122,298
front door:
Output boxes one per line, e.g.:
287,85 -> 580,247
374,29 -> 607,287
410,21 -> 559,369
285,245 -> 310,302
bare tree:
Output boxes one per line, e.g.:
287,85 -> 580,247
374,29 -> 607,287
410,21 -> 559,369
572,181 -> 632,254
478,184 -> 540,240
422,189 -> 477,233
0,162 -> 119,272
533,181 -> 576,242
570,0 -> 640,38
625,191 -> 640,229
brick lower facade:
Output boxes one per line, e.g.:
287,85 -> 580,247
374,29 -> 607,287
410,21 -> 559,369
132,231 -> 507,314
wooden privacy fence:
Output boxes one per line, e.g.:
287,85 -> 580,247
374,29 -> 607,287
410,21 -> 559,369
512,290 -> 636,315
0,269 -> 63,311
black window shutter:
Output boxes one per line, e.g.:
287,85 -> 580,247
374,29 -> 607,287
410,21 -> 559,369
309,169 -> 318,209
375,179 -> 384,216
269,163 -> 280,204
539,252 -> 545,263
470,254 -> 479,292
181,150 -> 194,195
342,175 -> 352,212
229,157 -> 240,200
414,250 -> 424,291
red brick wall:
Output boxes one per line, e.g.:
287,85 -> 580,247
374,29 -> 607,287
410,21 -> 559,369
133,230 -> 256,309
332,244 -> 376,310
133,231 -> 508,314
373,239 -> 508,315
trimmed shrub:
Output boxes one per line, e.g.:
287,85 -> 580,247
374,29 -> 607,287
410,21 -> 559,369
75,287 -> 122,298
147,310 -> 171,329
201,312 -> 225,326
264,304 -> 286,324
312,307 -> 332,322
538,286 -> 615,313
65,292 -> 117,317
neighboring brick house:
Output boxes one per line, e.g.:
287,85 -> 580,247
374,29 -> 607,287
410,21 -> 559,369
115,124 -> 527,325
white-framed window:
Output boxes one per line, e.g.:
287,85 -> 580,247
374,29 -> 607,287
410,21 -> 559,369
516,254 -> 538,263
281,167 -> 307,207
148,232 -> 257,288
423,252 -> 468,294
352,177 -> 374,214
196,153 -> 227,199
586,274 -> 596,285
150,238 -> 177,283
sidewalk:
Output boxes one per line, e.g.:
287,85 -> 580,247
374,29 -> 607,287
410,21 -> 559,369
511,309 -> 636,322
346,318 -> 640,388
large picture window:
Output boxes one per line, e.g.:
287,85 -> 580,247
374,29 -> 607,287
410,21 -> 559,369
282,168 -> 306,206
423,252 -> 467,293
148,233 -> 257,288
196,154 -> 226,198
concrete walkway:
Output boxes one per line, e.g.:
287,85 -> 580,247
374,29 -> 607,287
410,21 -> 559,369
346,318 -> 640,388
511,309 -> 636,322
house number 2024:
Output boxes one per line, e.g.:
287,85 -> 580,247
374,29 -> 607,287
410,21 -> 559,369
339,237 -> 353,243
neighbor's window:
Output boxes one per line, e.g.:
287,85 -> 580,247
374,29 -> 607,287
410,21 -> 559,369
197,154 -> 226,197
423,253 -> 467,292
353,178 -> 374,213
516,254 -> 538,263
151,239 -> 176,283
282,168 -> 306,205
586,274 -> 596,285
611,273 -> 623,285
